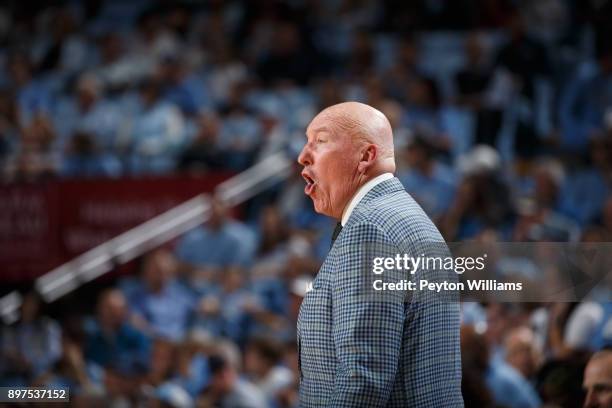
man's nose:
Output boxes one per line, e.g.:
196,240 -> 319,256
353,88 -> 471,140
298,144 -> 312,166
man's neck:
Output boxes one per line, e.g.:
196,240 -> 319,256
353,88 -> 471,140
340,172 -> 393,226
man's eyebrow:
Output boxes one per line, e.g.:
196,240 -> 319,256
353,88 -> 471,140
306,126 -> 332,138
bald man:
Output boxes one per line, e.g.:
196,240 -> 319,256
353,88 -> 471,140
296,102 -> 463,407
583,350 -> 612,408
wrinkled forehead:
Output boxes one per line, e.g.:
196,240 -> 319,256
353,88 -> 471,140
306,110 -> 355,142
306,111 -> 331,134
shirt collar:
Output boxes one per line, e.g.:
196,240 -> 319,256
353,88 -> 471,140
341,172 -> 394,226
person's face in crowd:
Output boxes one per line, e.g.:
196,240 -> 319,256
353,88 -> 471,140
221,267 -> 243,293
77,81 -> 99,111
149,340 -> 175,382
397,38 -> 417,68
100,34 -> 123,64
407,79 -> 436,108
20,292 -> 40,323
298,112 -> 365,219
9,55 -> 31,85
272,23 -> 300,55
406,143 -> 428,170
244,346 -> 268,378
504,326 -> 537,378
485,303 -> 510,346
143,249 -> 176,292
209,365 -> 236,396
196,114 -> 220,142
98,290 -> 127,329
534,170 -> 558,209
21,115 -> 55,150
261,205 -> 282,236
139,82 -> 161,107
583,352 -> 612,408
159,58 -> 183,84
207,199 -> 227,230
460,325 -> 489,371
284,345 -> 299,377
465,33 -> 485,67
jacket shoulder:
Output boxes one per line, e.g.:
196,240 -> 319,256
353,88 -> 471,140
349,189 -> 445,247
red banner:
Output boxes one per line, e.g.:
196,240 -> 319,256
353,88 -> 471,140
0,174 -> 232,282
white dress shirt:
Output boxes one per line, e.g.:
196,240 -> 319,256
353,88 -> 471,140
341,172 -> 394,226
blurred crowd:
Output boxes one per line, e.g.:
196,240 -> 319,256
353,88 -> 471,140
1,0 -> 612,407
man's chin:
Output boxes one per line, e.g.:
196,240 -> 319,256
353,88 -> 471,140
312,200 -> 333,218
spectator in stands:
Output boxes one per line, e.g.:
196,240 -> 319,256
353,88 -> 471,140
7,53 -> 53,126
158,54 -> 212,116
561,136 -> 612,225
83,288 -> 150,376
175,199 -> 257,294
345,30 -> 375,79
215,266 -> 263,345
255,21 -> 317,86
0,291 -> 62,385
513,158 -> 580,241
41,336 -> 101,397
126,248 -> 195,341
172,336 -> 210,398
178,112 -> 226,172
127,77 -> 186,174
129,8 -> 181,70
3,115 -> 59,182
583,349 -> 612,408
35,7 -> 92,76
205,43 -> 248,107
244,336 -> 294,404
562,302 -> 608,355
495,12 -> 551,103
504,326 -> 540,381
464,321 -> 542,408
93,32 -> 152,91
60,131 -> 122,178
559,48 -> 612,151
275,340 -> 299,407
460,325 -> 496,408
145,338 -> 177,388
402,76 -> 450,154
397,134 -> 457,221
441,146 -> 515,240
538,356 -> 588,407
199,353 -> 267,408
54,74 -> 123,154
454,31 -> 501,147
382,35 -> 421,103
0,89 -> 18,166
217,83 -> 262,171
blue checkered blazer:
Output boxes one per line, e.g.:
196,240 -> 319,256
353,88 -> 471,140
297,177 -> 463,407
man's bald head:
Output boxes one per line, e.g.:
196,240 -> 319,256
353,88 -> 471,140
298,102 -> 396,219
310,102 -> 396,172
583,349 -> 612,408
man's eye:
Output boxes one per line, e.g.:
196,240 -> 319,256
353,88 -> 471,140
317,138 -> 327,143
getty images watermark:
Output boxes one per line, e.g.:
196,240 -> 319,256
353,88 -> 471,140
371,253 -> 524,293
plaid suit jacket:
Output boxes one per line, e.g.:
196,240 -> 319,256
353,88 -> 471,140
297,177 -> 463,407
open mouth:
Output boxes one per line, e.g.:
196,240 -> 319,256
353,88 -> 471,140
302,172 -> 316,195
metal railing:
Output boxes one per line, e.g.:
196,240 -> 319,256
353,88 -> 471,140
1,152 -> 294,324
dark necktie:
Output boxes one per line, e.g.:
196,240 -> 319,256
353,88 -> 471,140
331,222 -> 343,248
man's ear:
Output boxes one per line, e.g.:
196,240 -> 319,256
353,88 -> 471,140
357,144 -> 377,173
